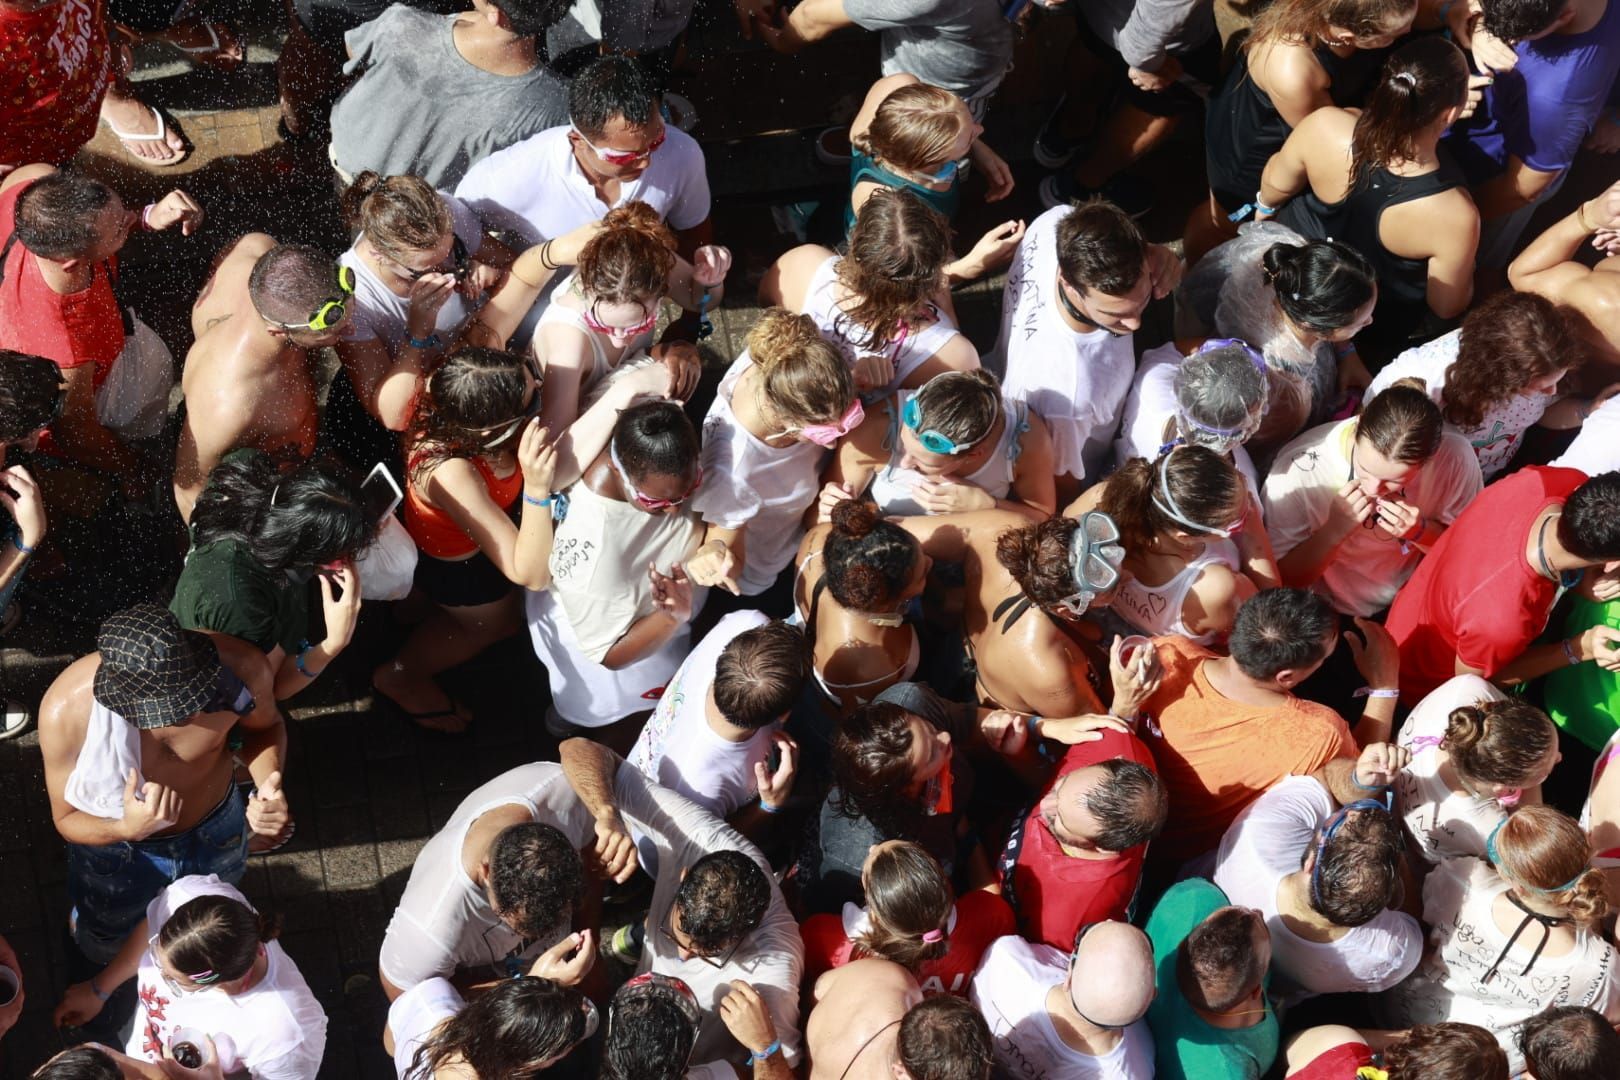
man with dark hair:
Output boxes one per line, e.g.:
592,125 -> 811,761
328,0 -> 571,188
1213,744 -> 1420,1004
1388,467 -> 1620,703
631,611 -> 807,841
895,995 -> 994,1080
1519,1004 -> 1620,1079
455,53 -> 712,332
0,165 -> 201,496
992,198 -> 1183,501
173,236 -> 354,520
998,721 -> 1167,949
1135,588 -> 1393,863
1146,880 -> 1279,1079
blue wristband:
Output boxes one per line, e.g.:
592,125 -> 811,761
295,640 -> 321,679
749,1039 -> 782,1063
524,492 -> 552,508
758,797 -> 782,815
12,536 -> 34,556
407,333 -> 442,350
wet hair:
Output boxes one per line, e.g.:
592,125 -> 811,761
673,850 -> 771,954
831,701 -> 924,834
1482,0 -> 1568,41
1443,699 -> 1557,789
157,893 -> 281,990
1101,447 -> 1244,553
611,399 -> 700,487
190,449 -> 375,572
1445,292 -> 1578,430
1384,1023 -> 1509,1080
1229,588 -> 1336,681
1560,472 -> 1620,562
855,82 -> 967,174
839,187 -> 953,352
576,201 -> 676,308
825,498 -> 920,612
1518,1005 -> 1620,1080
896,996 -> 995,1080
408,346 -> 532,481
908,369 -> 1003,452
488,822 -> 584,940
14,170 -> 116,260
0,349 -> 63,443
568,54 -> 658,138
1261,239 -> 1377,334
996,516 -> 1086,610
30,1048 -> 122,1080
405,976 -> 589,1079
339,172 -> 451,262
1351,37 -> 1470,188
856,841 -> 953,971
748,308 -> 856,428
602,989 -> 693,1080
713,620 -> 809,729
1247,0 -> 1416,47
1309,804 -> 1405,926
1084,759 -> 1169,851
487,0 -> 572,38
1054,198 -> 1147,297
248,243 -> 345,326
1172,342 -> 1269,448
1179,907 -> 1266,1012
1357,380 -> 1443,464
1492,805 -> 1610,929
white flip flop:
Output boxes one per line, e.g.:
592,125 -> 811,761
0,700 -> 30,741
101,104 -> 189,167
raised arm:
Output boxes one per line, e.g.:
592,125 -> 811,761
1510,181 -> 1620,296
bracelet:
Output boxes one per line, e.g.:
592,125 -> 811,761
538,239 -> 558,272
90,976 -> 110,1002
1563,638 -> 1582,666
140,204 -> 155,231
1350,772 -> 1390,790
1028,714 -> 1043,738
12,536 -> 34,556
1226,194 -> 1279,224
1352,687 -> 1401,700
407,333 -> 442,350
295,640 -> 322,679
749,1039 -> 782,1063
1578,200 -> 1600,234
523,492 -> 552,508
757,798 -> 782,815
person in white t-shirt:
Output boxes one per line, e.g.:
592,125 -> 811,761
685,310 -> 861,600
1363,292 -> 1583,480
1395,675 -> 1560,865
454,55 -> 712,336
1211,749 -> 1422,1006
1265,383 -> 1482,617
970,923 -> 1156,1079
1552,393 -> 1620,477
991,200 -> 1182,502
629,610 -> 809,841
383,971 -> 598,1079
53,875 -> 327,1080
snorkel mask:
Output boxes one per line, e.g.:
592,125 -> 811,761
1054,511 -> 1125,617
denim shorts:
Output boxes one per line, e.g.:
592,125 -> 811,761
67,782 -> 249,964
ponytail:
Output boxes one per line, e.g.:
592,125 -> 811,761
340,171 -> 450,260
1350,37 -> 1469,188
1261,239 -> 1376,334
747,308 -> 856,427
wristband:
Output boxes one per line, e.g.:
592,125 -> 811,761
407,333 -> 442,350
523,492 -> 553,508
696,287 -> 714,341
1028,714 -> 1044,738
1226,193 -> 1279,224
12,536 -> 34,556
1563,638 -> 1582,666
757,797 -> 782,815
140,204 -> 155,231
90,977 -> 110,1002
749,1040 -> 782,1063
1352,687 -> 1400,700
295,640 -> 321,679
1350,772 -> 1390,790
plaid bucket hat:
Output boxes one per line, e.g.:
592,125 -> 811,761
92,604 -> 223,730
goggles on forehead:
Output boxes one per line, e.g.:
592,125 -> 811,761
1055,511 -> 1125,617
1150,447 -> 1244,539
1307,797 -> 1394,911
609,438 -> 701,510
1173,338 -> 1268,451
583,299 -> 658,340
263,264 -> 356,333
902,379 -> 994,456
795,398 -> 865,448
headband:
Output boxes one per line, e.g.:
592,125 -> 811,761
1486,817 -> 1590,895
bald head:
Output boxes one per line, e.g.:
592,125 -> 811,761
1068,921 -> 1155,1027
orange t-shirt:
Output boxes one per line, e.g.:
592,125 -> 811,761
1138,635 -> 1356,863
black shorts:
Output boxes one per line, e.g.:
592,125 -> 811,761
415,550 -> 513,608
1071,14 -> 1222,119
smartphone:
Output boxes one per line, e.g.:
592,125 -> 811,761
361,462 -> 404,525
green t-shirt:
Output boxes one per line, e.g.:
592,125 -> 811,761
1144,878 -> 1279,1080
170,537 -> 311,656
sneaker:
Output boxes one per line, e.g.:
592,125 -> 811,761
1033,95 -> 1086,170
1039,172 -> 1155,219
814,126 -> 853,166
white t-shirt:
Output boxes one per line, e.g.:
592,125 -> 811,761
1212,776 -> 1421,1004
629,609 -> 777,818
1552,395 -> 1620,477
1262,418 -> 1483,616
800,255 -> 967,398
690,354 -> 826,596
969,936 -> 1155,1080
1366,330 -> 1555,480
387,977 -> 463,1079
993,205 -> 1135,485
378,762 -> 645,991
338,192 -> 484,354
125,876 -> 327,1080
1395,674 -> 1513,865
1112,342 -> 1262,495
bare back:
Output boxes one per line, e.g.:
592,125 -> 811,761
806,959 -> 922,1080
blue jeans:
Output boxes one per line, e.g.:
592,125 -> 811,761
67,783 -> 249,964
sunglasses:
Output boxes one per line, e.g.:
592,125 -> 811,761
918,156 -> 969,183
658,903 -> 743,970
609,440 -> 701,510
1055,511 -> 1124,617
474,384 -> 543,449
391,235 -> 468,283
794,399 -> 865,448
263,265 -> 356,334
901,394 -> 987,456
573,126 -> 666,167
582,299 -> 659,340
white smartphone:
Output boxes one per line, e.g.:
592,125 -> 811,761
361,462 -> 404,524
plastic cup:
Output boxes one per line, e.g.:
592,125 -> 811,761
170,1028 -> 214,1069
1119,635 -> 1151,667
0,965 -> 17,1007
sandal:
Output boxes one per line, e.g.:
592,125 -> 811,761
100,104 -> 190,167
164,18 -> 245,71
249,819 -> 297,855
1,700 -> 31,741
373,686 -> 472,735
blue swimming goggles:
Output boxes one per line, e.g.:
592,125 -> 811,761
902,394 -> 988,456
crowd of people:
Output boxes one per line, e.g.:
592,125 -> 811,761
4,0 -> 1620,1075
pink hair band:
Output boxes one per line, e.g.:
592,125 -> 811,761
921,929 -> 946,944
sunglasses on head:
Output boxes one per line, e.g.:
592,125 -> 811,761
609,439 -> 701,510
573,125 -> 666,167
263,265 -> 356,334
582,299 -> 658,340
393,235 -> 468,283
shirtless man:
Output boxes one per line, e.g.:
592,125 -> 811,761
1509,178 -> 1620,369
807,958 -> 992,1079
37,604 -> 286,964
173,236 -> 353,520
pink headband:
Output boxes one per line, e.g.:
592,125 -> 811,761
921,929 -> 945,944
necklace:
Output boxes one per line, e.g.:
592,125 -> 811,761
1535,511 -> 1560,582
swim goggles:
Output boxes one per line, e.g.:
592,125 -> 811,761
1150,447 -> 1244,538
573,125 -> 667,167
795,399 -> 865,448
901,388 -> 991,456
610,438 -> 702,510
1055,511 -> 1125,617
263,264 -> 355,333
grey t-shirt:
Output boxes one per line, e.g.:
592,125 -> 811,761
330,5 -> 568,190
841,0 -> 1013,103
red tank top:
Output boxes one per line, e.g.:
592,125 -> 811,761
403,451 -> 524,559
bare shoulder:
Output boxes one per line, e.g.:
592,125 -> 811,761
39,654 -> 98,748
761,244 -> 838,310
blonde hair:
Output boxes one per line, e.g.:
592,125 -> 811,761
855,83 -> 966,174
747,309 -> 856,427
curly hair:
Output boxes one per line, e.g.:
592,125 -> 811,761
488,823 -> 584,940
995,517 -> 1082,610
1444,292 -> 1578,430
831,701 -> 924,836
673,850 -> 771,954
824,498 -> 920,612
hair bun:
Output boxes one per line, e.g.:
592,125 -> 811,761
831,497 -> 881,538
1444,705 -> 1486,752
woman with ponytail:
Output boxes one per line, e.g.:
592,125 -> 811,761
1284,1021 -> 1507,1079
826,367 -> 1055,521
1380,804 -> 1618,1071
1394,674 -> 1560,863
799,840 -> 1014,998
685,309 -> 861,603
54,876 -> 326,1078
387,973 -> 596,1078
1259,36 -> 1483,360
